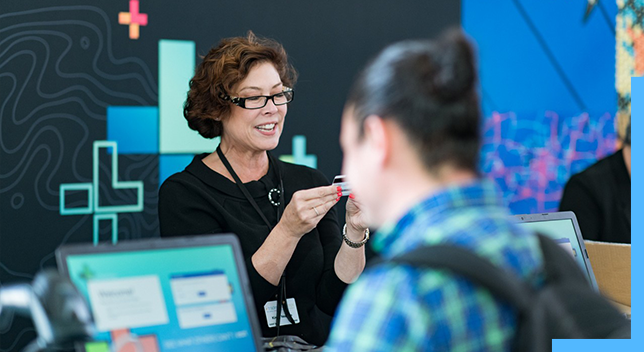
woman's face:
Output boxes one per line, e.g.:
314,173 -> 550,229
221,62 -> 287,153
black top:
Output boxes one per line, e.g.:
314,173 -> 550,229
158,153 -> 347,345
559,149 -> 631,243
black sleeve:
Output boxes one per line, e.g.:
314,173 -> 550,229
159,177 -> 279,302
559,175 -> 602,241
158,178 -> 223,237
308,171 -> 349,316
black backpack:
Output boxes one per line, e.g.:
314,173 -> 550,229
384,234 -> 630,351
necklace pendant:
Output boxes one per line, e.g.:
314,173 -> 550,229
268,188 -> 281,207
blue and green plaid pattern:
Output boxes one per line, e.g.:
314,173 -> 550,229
325,180 -> 543,352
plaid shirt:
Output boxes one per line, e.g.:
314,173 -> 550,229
325,180 -> 543,352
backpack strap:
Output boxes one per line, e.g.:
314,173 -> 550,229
535,234 -> 589,286
382,234 -> 630,349
380,240 -> 543,351
386,244 -> 533,312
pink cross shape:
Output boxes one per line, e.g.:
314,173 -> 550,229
119,0 -> 148,40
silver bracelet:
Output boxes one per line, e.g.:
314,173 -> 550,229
342,224 -> 370,248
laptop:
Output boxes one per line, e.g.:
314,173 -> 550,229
56,234 -> 264,352
515,211 -> 599,291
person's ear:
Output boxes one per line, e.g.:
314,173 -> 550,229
362,115 -> 389,167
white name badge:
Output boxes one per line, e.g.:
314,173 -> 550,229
264,298 -> 300,328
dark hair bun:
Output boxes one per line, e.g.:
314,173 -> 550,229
186,115 -> 222,139
431,30 -> 476,102
184,96 -> 223,139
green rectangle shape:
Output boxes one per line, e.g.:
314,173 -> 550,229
159,39 -> 217,154
84,341 -> 110,352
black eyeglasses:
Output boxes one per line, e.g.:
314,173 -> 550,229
223,87 -> 294,109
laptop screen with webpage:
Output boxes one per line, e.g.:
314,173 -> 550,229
56,234 -> 263,352
515,211 -> 598,290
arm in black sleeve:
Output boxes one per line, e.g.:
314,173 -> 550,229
306,172 -> 348,316
315,205 -> 348,316
159,178 -> 279,300
559,175 -> 602,241
246,258 -> 280,305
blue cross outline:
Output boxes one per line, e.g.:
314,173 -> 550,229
59,141 -> 144,245
279,135 -> 317,169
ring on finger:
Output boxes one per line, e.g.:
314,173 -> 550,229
312,206 -> 320,216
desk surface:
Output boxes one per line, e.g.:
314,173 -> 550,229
609,300 -> 631,320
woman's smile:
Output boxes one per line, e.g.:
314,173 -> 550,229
255,122 -> 278,135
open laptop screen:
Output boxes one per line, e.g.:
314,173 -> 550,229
56,234 -> 262,352
516,212 -> 598,290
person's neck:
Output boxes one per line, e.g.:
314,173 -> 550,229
212,141 -> 269,183
377,167 -> 477,227
623,145 -> 631,178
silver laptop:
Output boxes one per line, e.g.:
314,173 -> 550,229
515,211 -> 599,291
56,234 -> 264,352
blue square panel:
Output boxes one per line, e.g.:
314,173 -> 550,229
462,0 -> 616,117
159,154 -> 195,186
107,106 -> 159,154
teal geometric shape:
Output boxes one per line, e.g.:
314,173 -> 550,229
279,135 -> 317,169
93,140 -> 144,214
159,154 -> 194,187
107,106 -> 159,154
59,183 -> 93,215
59,140 -> 143,245
159,39 -> 216,154
93,213 -> 118,246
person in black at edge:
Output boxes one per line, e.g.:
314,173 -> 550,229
157,32 -> 368,346
559,120 -> 631,243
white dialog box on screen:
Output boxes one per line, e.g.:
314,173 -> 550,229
87,275 -> 169,332
170,270 -> 231,305
170,271 -> 237,329
176,302 -> 237,328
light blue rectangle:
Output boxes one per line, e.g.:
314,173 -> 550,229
159,154 -> 194,186
626,76 -> 641,348
553,78 -> 640,351
159,39 -> 216,154
107,106 -> 159,154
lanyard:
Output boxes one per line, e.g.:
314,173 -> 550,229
215,146 -> 295,334
216,146 -> 283,230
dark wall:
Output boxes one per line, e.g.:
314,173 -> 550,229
0,0 -> 460,349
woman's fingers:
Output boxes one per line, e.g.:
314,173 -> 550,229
303,184 -> 341,200
310,185 -> 342,216
283,184 -> 343,236
295,185 -> 340,209
322,192 -> 344,213
291,186 -> 341,221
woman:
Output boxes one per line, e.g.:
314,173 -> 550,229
158,32 -> 368,346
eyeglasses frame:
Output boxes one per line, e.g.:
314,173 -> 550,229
223,87 -> 294,110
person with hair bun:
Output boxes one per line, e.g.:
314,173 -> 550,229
325,29 -> 543,351
158,32 -> 367,347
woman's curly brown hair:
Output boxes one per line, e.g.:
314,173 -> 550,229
184,31 -> 297,138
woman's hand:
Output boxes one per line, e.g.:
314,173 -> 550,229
345,194 -> 368,241
335,193 -> 368,283
279,185 -> 341,238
